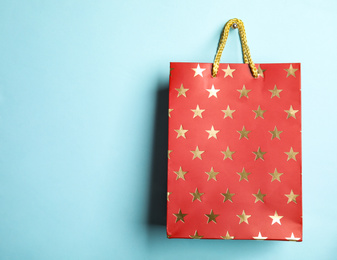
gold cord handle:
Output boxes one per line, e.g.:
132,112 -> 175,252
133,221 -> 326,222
212,18 -> 258,78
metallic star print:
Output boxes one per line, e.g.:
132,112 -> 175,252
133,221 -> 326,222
168,108 -> 173,117
192,64 -> 206,77
174,167 -> 188,180
190,230 -> 203,239
269,85 -> 283,98
221,105 -> 235,119
206,125 -> 220,139
285,105 -> 299,119
206,167 -> 219,181
221,231 -> 234,240
221,146 -> 235,160
253,232 -> 268,240
269,168 -> 283,182
237,85 -> 251,98
252,105 -> 266,119
221,188 -> 235,203
175,125 -> 188,138
285,233 -> 301,241
222,65 -> 236,78
170,68 -> 174,77
237,210 -> 251,224
257,65 -> 266,78
206,85 -> 220,98
205,209 -> 219,223
190,146 -> 204,160
190,188 -> 204,202
175,84 -> 189,97
173,209 -> 187,223
285,64 -> 298,78
238,126 -> 251,140
269,126 -> 283,140
191,105 -> 205,118
253,189 -> 266,203
168,150 -> 172,159
269,211 -> 283,225
167,192 -> 172,201
285,147 -> 299,161
237,168 -> 251,182
253,147 -> 266,161
285,190 -> 299,204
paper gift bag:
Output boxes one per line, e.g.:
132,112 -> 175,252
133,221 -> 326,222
166,18 -> 302,241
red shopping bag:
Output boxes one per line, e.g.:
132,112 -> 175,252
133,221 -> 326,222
167,18 -> 302,240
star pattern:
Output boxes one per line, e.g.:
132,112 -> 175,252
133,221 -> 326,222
205,210 -> 219,223
221,146 -> 235,160
192,64 -> 206,77
191,105 -> 205,118
190,146 -> 204,160
167,63 -> 301,240
237,210 -> 251,224
221,105 -> 235,119
237,85 -> 251,98
269,85 -> 283,98
190,188 -> 204,202
206,85 -> 220,98
269,211 -> 283,225
206,167 -> 219,181
222,65 -> 236,78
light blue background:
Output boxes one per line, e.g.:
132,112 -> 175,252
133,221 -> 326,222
0,0 -> 336,259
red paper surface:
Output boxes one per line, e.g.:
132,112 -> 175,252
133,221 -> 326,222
167,63 -> 302,241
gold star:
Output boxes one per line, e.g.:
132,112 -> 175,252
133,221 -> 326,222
253,189 -> 266,203
253,232 -> 268,240
167,192 -> 172,201
285,233 -> 301,241
221,231 -> 234,240
170,68 -> 174,76
252,105 -> 266,119
269,211 -> 283,225
221,105 -> 235,119
237,85 -> 251,98
285,64 -> 298,78
190,188 -> 204,202
221,146 -> 235,160
206,167 -> 219,181
285,147 -> 299,161
253,147 -> 266,161
257,65 -> 266,78
174,125 -> 188,138
269,126 -> 283,140
190,230 -> 203,239
285,190 -> 299,204
168,150 -> 172,159
205,209 -> 219,223
237,168 -> 251,182
222,65 -> 236,78
173,209 -> 187,223
191,105 -> 205,118
237,210 -> 251,224
269,85 -> 283,98
206,125 -> 220,139
192,64 -> 206,77
221,188 -> 235,203
168,108 -> 173,117
237,126 -> 251,140
174,166 -> 188,180
190,146 -> 204,160
285,105 -> 299,119
269,168 -> 283,182
175,84 -> 189,97
206,85 -> 220,98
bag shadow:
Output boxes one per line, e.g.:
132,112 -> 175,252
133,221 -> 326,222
147,84 -> 169,226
